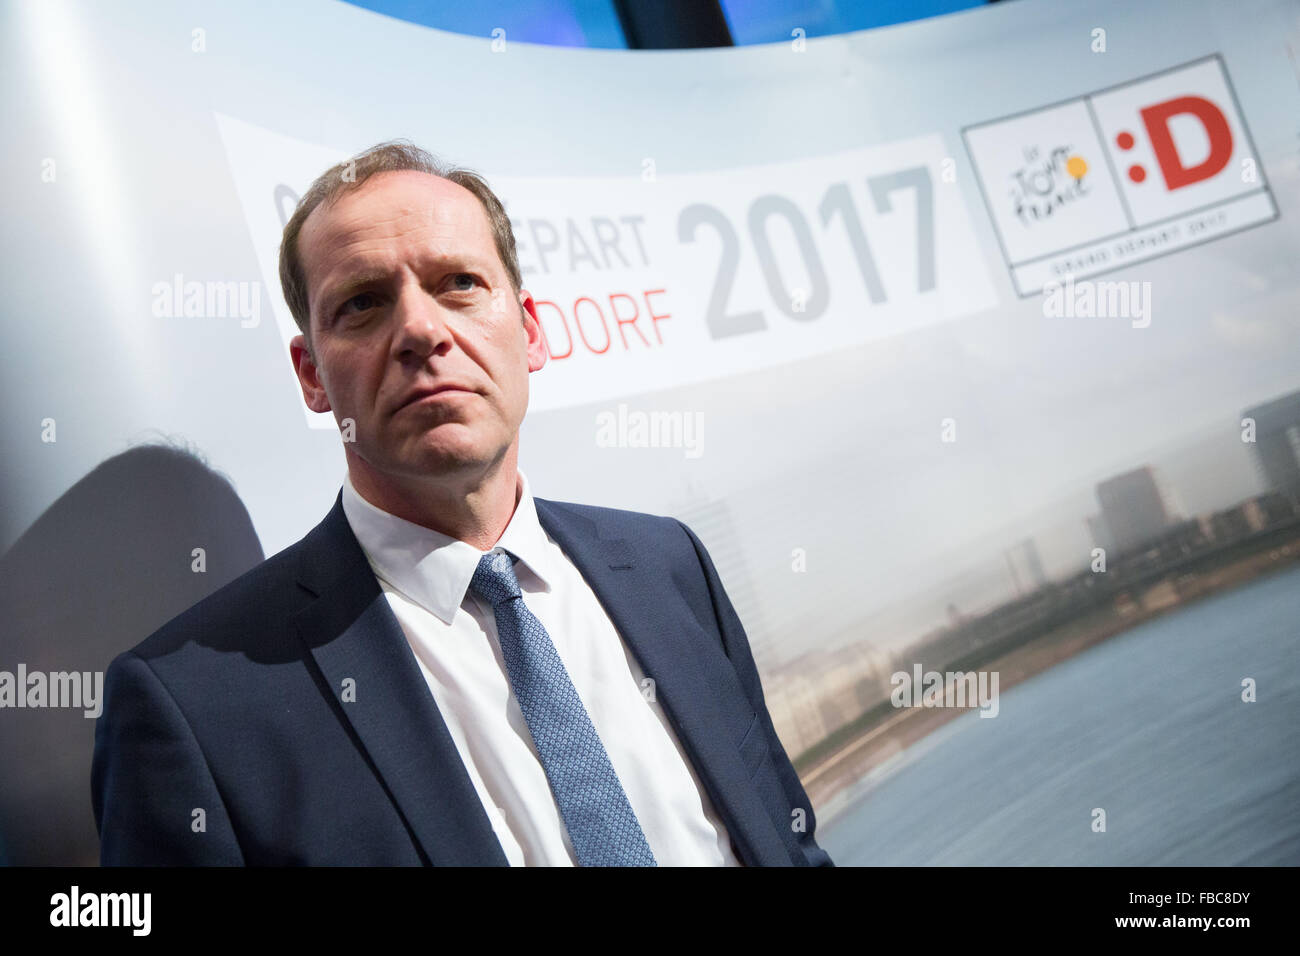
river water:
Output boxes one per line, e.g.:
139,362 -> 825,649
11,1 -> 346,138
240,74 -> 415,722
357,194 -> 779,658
817,564 -> 1300,865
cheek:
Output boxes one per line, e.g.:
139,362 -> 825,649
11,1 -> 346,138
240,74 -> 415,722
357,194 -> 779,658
325,360 -> 378,412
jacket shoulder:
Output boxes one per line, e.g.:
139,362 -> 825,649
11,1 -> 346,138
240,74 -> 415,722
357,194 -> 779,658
125,522 -> 319,664
534,496 -> 693,544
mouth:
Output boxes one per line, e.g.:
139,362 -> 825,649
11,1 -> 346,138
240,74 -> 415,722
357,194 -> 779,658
396,386 -> 477,412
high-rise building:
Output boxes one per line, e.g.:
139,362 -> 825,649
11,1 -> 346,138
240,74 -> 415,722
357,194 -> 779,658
1004,537 -> 1048,596
1085,513 -> 1113,553
1095,466 -> 1172,556
669,493 -> 773,669
1243,390 -> 1300,501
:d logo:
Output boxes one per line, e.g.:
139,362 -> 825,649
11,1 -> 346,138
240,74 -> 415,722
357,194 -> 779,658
1140,95 -> 1232,190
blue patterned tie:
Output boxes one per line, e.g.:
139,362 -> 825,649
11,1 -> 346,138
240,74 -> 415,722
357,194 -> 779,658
469,548 -> 657,866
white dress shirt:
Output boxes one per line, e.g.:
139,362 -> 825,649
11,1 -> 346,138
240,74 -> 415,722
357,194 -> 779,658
340,468 -> 742,866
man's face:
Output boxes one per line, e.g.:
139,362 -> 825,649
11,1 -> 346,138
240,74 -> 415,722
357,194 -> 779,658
289,170 -> 547,488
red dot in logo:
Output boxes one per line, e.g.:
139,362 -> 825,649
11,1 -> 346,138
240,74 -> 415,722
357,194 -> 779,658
1116,131 -> 1135,150
1128,165 -> 1146,183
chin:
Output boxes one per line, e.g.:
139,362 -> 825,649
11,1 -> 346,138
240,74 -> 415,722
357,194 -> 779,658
403,437 -> 490,475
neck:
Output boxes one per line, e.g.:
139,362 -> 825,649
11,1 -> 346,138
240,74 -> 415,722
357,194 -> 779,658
345,447 -> 522,551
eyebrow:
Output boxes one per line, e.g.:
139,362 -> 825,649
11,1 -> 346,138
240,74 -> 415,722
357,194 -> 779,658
317,270 -> 391,320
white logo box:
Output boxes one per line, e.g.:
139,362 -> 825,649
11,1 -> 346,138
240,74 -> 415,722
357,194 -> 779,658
963,55 -> 1278,297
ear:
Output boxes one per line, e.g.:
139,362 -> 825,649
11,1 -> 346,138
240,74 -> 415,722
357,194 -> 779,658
290,333 -> 332,413
519,289 -> 548,373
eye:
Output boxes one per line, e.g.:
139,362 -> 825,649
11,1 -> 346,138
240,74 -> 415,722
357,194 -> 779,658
338,291 -> 380,316
448,273 -> 479,292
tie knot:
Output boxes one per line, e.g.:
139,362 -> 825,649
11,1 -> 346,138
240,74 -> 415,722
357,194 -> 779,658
469,549 -> 521,607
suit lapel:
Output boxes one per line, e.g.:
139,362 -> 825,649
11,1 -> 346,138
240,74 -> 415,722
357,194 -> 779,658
289,492 -> 508,866
288,489 -> 790,867
534,498 -> 791,866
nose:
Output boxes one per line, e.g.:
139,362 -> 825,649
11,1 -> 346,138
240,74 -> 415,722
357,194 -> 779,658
391,277 -> 453,363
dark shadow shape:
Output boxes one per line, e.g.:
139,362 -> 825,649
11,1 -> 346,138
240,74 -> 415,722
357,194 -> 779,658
0,442 -> 264,865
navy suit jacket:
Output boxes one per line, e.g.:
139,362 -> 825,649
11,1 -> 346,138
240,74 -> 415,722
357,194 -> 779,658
91,490 -> 833,866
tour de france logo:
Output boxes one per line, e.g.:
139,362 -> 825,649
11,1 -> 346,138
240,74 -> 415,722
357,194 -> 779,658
1008,144 -> 1091,226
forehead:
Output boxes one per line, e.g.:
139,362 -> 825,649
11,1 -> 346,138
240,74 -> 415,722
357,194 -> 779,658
299,170 -> 495,300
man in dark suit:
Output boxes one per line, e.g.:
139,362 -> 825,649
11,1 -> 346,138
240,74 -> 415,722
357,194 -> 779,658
92,142 -> 832,866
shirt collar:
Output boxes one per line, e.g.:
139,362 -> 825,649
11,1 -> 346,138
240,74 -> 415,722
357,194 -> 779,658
340,468 -> 554,624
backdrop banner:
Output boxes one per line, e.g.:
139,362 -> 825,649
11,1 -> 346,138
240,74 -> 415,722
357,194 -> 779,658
2,0 -> 1298,866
